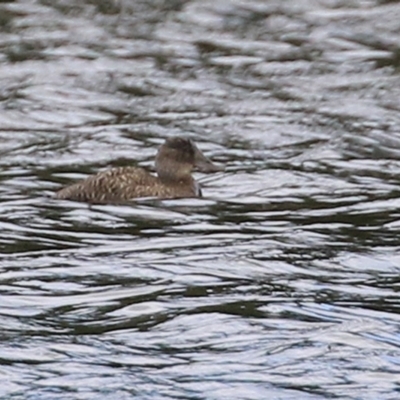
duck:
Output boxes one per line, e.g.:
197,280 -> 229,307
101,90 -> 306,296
55,136 -> 223,204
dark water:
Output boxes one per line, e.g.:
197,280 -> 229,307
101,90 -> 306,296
1,0 -> 400,398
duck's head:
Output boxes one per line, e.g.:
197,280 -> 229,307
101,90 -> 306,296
155,137 -> 222,182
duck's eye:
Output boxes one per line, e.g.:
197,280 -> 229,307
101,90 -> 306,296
178,138 -> 189,146
170,138 -> 188,148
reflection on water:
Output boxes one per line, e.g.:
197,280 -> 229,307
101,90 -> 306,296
1,0 -> 400,399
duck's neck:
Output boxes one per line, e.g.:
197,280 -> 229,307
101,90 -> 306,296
158,172 -> 194,187
156,161 -> 193,184
157,166 -> 198,196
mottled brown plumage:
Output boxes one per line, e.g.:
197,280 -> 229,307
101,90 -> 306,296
55,137 -> 222,204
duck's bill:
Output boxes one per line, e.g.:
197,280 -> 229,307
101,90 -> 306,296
194,146 -> 224,172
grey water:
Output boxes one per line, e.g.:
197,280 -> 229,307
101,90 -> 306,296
1,0 -> 400,399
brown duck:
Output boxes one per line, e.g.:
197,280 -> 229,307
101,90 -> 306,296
55,137 -> 222,203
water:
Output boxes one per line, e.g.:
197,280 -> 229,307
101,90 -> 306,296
1,0 -> 400,398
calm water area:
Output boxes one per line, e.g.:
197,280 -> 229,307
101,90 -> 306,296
1,0 -> 400,399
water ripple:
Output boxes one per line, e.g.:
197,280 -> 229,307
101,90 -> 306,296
1,0 -> 400,399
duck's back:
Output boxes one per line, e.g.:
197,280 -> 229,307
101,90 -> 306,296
55,167 -> 161,203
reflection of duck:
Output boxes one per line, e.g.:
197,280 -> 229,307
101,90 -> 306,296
55,137 -> 223,203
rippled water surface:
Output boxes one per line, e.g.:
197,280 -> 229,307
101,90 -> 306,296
1,0 -> 400,399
